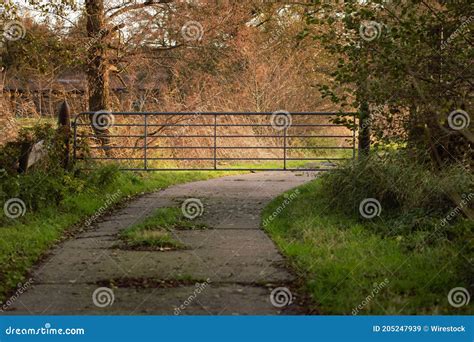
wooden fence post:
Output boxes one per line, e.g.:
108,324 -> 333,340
358,100 -> 371,159
17,140 -> 30,174
58,100 -> 71,169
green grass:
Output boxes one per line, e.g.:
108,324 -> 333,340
0,168 -> 235,303
217,158 -> 349,170
120,229 -> 183,250
14,117 -> 57,128
119,207 -> 206,250
262,179 -> 472,315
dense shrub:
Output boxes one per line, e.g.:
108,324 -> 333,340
0,124 -> 123,225
0,124 -> 64,174
320,150 -> 473,238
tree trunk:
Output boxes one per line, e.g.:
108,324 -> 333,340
85,0 -> 111,154
85,0 -> 109,112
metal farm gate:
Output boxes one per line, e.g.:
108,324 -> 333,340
72,111 -> 356,171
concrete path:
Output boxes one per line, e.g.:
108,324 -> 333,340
6,171 -> 316,315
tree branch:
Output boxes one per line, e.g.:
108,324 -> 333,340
108,0 -> 173,19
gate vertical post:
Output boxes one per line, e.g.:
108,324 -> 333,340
213,114 -> 217,170
283,125 -> 287,170
73,115 -> 78,164
352,112 -> 356,160
144,114 -> 148,170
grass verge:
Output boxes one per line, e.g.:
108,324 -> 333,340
262,179 -> 472,314
119,207 -> 206,250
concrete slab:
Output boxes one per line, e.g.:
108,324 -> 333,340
6,283 -> 303,315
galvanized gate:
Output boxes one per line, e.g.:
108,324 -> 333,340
72,111 -> 356,171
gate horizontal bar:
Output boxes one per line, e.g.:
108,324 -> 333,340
81,157 -> 351,161
87,146 -> 353,150
76,111 -> 356,116
80,168 -> 336,172
79,134 -> 353,139
75,123 -> 348,127
78,134 -> 146,138
135,135 -> 354,138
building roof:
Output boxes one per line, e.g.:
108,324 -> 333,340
2,69 -> 169,93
